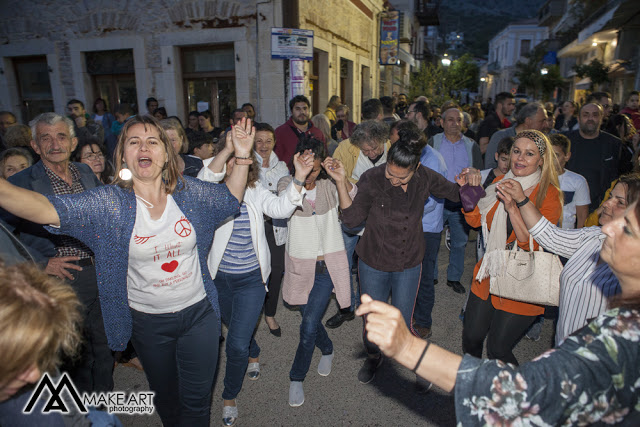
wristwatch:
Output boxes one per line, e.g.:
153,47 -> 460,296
292,177 -> 305,187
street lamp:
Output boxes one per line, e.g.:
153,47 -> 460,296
540,67 -> 548,75
441,57 -> 451,67
480,77 -> 486,82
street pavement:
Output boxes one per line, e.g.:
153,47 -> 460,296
115,231 -> 556,426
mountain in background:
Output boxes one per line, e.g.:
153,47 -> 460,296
438,0 -> 547,58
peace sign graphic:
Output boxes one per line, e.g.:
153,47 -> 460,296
174,217 -> 192,237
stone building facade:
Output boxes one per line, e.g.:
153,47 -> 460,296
0,0 -> 384,128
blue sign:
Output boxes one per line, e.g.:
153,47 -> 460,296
543,51 -> 557,65
380,11 -> 399,65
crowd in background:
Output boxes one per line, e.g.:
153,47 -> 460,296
1,86 -> 640,426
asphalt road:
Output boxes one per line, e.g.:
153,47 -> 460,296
115,231 -> 556,426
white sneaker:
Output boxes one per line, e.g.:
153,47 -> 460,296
288,381 -> 304,407
318,353 -> 334,376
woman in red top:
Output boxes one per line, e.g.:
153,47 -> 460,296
462,130 -> 562,365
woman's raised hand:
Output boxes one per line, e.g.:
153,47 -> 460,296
292,152 -> 314,181
455,167 -> 482,187
497,179 -> 526,203
322,157 -> 346,182
231,117 -> 254,157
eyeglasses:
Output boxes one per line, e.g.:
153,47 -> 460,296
82,152 -> 104,160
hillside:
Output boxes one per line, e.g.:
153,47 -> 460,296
438,0 -> 547,58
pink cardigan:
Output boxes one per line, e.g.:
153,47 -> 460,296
277,176 -> 353,308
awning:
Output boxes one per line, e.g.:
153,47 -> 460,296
575,77 -> 591,90
397,48 -> 415,67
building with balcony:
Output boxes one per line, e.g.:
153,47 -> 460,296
480,18 -> 548,101
555,0 -> 640,104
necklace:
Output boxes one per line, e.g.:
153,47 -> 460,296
135,195 -> 155,209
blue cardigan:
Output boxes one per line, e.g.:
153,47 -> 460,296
46,176 -> 240,351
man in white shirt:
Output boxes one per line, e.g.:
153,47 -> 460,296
550,134 -> 590,229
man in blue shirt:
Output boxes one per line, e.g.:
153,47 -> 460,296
429,108 -> 482,295
413,142 -> 448,339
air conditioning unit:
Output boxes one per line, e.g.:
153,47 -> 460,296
399,12 -> 411,42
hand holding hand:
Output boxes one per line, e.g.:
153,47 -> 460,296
322,157 -> 346,182
355,294 -> 413,359
496,180 -> 517,211
231,117 -> 254,158
497,179 -> 526,204
293,152 -> 314,181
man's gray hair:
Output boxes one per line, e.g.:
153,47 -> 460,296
350,120 -> 389,148
515,102 -> 544,125
29,112 -> 75,140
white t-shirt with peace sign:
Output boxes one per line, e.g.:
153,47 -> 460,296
127,195 -> 206,313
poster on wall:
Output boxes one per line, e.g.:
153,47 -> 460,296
271,28 -> 314,60
379,11 -> 399,65
290,59 -> 305,97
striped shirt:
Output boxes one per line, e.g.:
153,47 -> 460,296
219,203 -> 260,274
529,217 -> 620,345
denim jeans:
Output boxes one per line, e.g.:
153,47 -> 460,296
442,207 -> 470,282
289,265 -> 334,382
215,268 -> 266,400
358,259 -> 422,355
343,229 -> 360,310
413,232 -> 442,328
130,298 -> 218,427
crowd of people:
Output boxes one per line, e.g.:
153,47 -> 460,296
0,87 -> 639,426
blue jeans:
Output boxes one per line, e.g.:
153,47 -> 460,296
215,268 -> 266,400
413,232 -> 442,328
130,298 -> 218,427
290,265 -> 334,382
343,229 -> 360,310
358,260 -> 422,355
442,207 -> 470,282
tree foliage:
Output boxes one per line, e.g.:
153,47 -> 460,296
513,44 -> 564,101
409,54 -> 479,105
573,58 -> 610,90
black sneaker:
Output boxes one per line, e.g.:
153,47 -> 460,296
325,309 -> 355,329
358,355 -> 383,384
447,280 -> 466,294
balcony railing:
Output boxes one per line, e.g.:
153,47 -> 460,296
415,0 -> 440,26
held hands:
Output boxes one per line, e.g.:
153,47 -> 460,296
292,152 -> 315,181
231,117 -> 255,158
496,178 -> 525,211
455,167 -> 482,187
355,294 -> 413,359
322,157 -> 346,182
74,116 -> 87,128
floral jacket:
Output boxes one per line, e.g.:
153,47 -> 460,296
455,308 -> 640,426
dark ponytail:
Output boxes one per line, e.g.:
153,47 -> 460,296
387,128 -> 426,169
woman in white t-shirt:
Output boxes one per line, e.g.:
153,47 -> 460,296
198,132 -> 313,426
0,114 -> 255,426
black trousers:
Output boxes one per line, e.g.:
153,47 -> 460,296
61,264 -> 114,393
462,291 -> 536,365
263,220 -> 285,317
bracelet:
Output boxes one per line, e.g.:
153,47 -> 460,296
412,341 -> 431,373
235,156 -> 251,159
516,196 -> 530,208
234,158 -> 253,165
292,177 -> 305,187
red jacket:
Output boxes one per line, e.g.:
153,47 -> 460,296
274,118 -> 326,169
620,107 -> 640,131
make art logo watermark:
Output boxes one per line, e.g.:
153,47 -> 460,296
23,372 -> 155,415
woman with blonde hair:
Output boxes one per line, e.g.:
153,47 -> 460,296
461,129 -> 563,365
